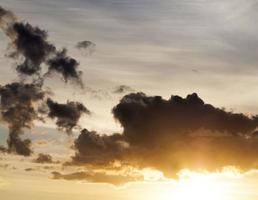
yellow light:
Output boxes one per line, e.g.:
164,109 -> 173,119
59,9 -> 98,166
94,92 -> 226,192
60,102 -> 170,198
166,170 -> 234,200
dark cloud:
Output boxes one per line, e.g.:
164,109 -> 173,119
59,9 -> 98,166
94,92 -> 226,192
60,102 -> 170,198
73,93 -> 258,178
46,98 -> 90,133
113,92 -> 258,144
25,168 -> 34,172
45,49 -> 83,87
34,153 -> 53,163
0,82 -> 45,156
113,85 -> 134,94
0,6 -> 84,85
73,129 -> 128,165
76,40 -> 96,55
12,22 -> 56,75
7,135 -> 32,156
52,171 -> 142,185
76,40 -> 96,49
0,6 -> 89,156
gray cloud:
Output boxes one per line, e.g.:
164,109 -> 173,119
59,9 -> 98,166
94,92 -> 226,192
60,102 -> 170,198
46,98 -> 90,134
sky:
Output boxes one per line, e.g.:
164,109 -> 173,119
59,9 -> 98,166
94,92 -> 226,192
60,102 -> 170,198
1,0 -> 258,199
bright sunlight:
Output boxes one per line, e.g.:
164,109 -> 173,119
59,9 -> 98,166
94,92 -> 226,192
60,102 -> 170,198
162,169 -> 239,200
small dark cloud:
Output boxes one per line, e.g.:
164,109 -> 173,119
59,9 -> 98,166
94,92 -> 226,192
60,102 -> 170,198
192,69 -> 199,73
25,168 -> 34,172
76,40 -> 96,55
52,171 -> 142,185
43,166 -> 55,170
46,98 -> 90,133
113,85 -> 134,94
12,22 -> 56,75
45,49 -> 83,87
76,41 -> 95,49
34,153 -> 53,164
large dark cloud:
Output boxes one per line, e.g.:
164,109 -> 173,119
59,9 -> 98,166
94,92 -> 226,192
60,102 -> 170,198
46,98 -> 90,133
113,92 -> 258,145
73,93 -> 258,178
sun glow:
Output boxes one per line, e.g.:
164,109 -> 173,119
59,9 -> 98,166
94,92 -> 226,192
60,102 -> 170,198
161,169 -> 239,200
174,173 -> 226,200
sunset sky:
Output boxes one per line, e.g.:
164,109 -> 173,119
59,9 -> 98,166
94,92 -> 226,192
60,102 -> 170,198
1,0 -> 258,199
